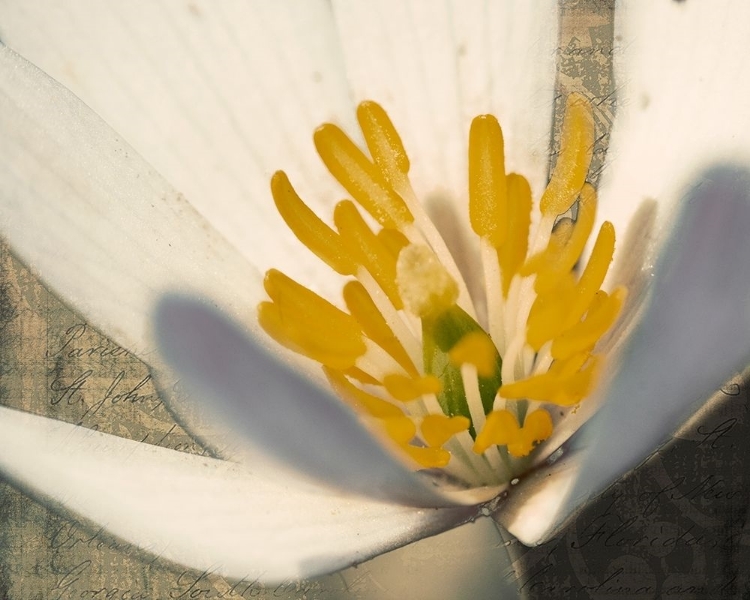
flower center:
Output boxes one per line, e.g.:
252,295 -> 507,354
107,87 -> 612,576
259,95 -> 625,486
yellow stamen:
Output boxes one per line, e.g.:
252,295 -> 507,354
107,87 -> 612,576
343,281 -> 417,375
526,183 -> 598,294
525,272 -> 575,351
421,414 -> 471,447
383,373 -> 442,402
314,123 -> 413,229
540,93 -> 595,216
357,100 -> 410,186
343,367 -> 381,386
498,173 -> 532,296
270,171 -> 357,276
372,403 -> 452,468
261,97 -> 624,480
334,200 -> 403,309
377,228 -> 410,261
551,287 -> 627,360
383,416 -> 417,444
325,368 -> 404,419
258,270 -> 366,369
526,220 -> 616,350
401,445 -> 451,469
448,331 -> 498,378
396,244 -> 459,319
564,221 -> 616,327
499,352 -> 601,407
473,409 -> 553,457
469,114 -> 507,247
521,219 -> 574,278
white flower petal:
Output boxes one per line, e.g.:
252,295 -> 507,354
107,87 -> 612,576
0,0 -> 356,295
331,0 -> 557,207
0,46 -> 259,355
155,294 -> 497,507
0,405 -> 474,582
503,167 -> 750,544
597,0 -> 750,235
572,167 -> 750,512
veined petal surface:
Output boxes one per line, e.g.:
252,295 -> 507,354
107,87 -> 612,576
572,167 -> 750,520
503,167 -> 750,545
0,405 -> 474,582
0,46 -> 259,355
500,0 -> 750,546
0,0 -> 356,297
331,0 -> 557,225
597,0 -> 750,238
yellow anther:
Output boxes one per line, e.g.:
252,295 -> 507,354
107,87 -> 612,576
473,409 -> 553,457
469,114 -> 508,247
334,200 -> 403,309
259,270 -> 366,369
343,281 -> 417,375
564,220 -> 616,326
343,367 -> 381,386
540,93 -> 594,216
521,219 -> 574,278
529,183 -> 598,294
261,95 -> 623,476
314,123 -> 413,229
327,369 -> 451,469
325,368 -> 404,419
263,270 -> 356,334
474,410 -> 514,454
448,331 -> 498,378
270,171 -> 357,276
402,445 -> 451,468
499,359 -> 570,402
258,301 -> 362,370
383,373 -> 442,402
498,173 -> 532,296
551,287 -> 627,360
421,414 -> 470,447
377,228 -> 409,261
525,220 -> 616,350
551,356 -> 601,406
383,416 -> 417,444
525,272 -> 576,351
556,350 -> 591,378
396,244 -> 459,319
357,100 -> 410,185
499,352 -> 600,407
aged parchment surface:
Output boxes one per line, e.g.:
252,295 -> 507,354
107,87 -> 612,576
1,1 -> 749,598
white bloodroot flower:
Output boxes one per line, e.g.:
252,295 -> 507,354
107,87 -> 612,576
1,1 -> 750,595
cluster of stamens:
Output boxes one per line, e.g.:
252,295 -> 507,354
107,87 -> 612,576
259,95 -> 625,487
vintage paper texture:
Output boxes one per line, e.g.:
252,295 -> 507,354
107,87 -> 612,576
1,1 -> 749,598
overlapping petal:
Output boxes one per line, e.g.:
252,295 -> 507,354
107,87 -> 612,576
0,404 -> 475,581
0,46 -> 261,354
0,0 -> 355,297
499,0 -> 750,545
597,0 -> 750,234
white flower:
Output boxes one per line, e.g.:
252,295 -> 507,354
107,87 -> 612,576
0,1 -> 750,595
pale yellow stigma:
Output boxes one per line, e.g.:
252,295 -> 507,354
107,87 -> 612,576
260,96 -> 624,483
396,244 -> 459,319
